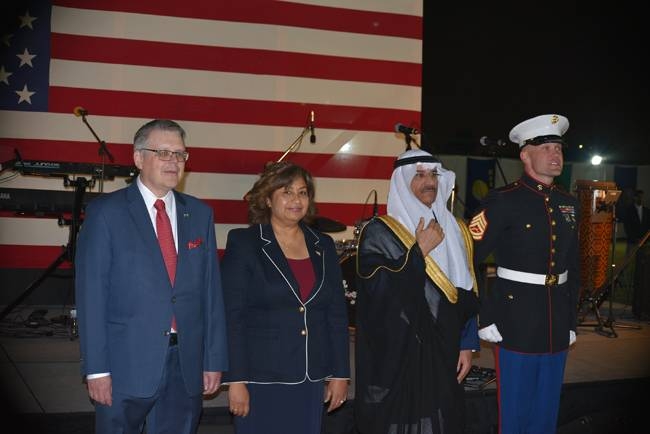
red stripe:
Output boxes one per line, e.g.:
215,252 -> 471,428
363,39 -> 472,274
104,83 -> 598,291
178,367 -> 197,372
0,243 -> 225,268
52,34 -> 421,87
204,200 -> 385,227
53,0 -> 422,39
0,211 -> 75,219
0,139 -> 135,167
314,202 -> 386,226
48,87 -> 421,133
0,139 -> 395,179
495,347 -> 502,434
0,245 -> 73,269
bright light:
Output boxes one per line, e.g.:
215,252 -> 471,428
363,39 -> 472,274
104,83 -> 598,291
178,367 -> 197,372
578,144 -> 584,149
339,143 -> 352,152
591,155 -> 603,165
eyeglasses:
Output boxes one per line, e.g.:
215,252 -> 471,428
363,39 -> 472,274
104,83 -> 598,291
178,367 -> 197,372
140,148 -> 189,162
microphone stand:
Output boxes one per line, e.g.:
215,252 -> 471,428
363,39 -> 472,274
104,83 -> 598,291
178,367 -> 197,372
243,115 -> 309,202
277,112 -> 311,162
277,127 -> 308,162
353,189 -> 377,241
483,143 -> 508,186
402,132 -> 420,151
78,113 -> 114,192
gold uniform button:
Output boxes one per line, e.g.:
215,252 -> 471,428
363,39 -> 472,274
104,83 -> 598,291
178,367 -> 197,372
545,196 -> 550,202
300,329 -> 307,336
552,235 -> 557,241
525,223 -> 532,229
507,294 -> 514,299
551,248 -> 556,254
548,207 -> 553,213
551,261 -> 556,267
298,306 -> 305,313
551,220 -> 556,226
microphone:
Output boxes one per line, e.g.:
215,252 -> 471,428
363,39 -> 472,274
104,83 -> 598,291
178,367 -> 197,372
480,136 -> 507,147
395,123 -> 419,135
372,190 -> 379,217
73,106 -> 88,117
309,110 -> 316,144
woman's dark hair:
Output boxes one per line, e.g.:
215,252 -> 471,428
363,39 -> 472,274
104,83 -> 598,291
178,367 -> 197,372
247,161 -> 317,224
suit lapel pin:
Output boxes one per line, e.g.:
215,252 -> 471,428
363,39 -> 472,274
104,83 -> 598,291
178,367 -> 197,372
183,212 -> 190,218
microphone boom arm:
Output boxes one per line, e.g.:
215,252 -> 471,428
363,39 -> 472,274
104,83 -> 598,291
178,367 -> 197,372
81,116 -> 115,163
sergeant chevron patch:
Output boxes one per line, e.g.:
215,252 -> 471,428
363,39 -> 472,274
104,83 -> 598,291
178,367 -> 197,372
469,210 -> 488,240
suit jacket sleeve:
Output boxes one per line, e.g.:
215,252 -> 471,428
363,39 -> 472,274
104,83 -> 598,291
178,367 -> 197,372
203,208 -> 229,372
220,230 -> 250,381
471,190 -> 504,328
75,199 -> 112,376
460,317 -> 479,351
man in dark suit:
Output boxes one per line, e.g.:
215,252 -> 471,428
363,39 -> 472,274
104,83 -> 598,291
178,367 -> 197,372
75,119 -> 228,434
622,190 -> 650,254
622,190 -> 650,319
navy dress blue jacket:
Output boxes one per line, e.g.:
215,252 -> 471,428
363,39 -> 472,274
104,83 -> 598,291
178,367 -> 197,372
472,174 -> 579,353
221,222 -> 350,384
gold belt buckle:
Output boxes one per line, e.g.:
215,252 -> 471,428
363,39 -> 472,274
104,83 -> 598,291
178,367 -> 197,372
545,274 -> 558,286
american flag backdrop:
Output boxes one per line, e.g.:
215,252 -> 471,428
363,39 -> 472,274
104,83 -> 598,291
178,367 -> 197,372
0,0 -> 422,271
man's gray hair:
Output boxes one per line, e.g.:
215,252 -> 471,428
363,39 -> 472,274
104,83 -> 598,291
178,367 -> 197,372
133,119 -> 186,150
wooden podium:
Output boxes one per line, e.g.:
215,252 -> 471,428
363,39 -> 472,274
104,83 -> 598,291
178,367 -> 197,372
575,180 -> 621,302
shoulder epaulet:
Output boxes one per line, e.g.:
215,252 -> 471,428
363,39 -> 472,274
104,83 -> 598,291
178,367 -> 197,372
495,180 -> 521,193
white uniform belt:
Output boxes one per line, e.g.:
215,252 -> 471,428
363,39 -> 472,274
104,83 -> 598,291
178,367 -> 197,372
497,267 -> 568,286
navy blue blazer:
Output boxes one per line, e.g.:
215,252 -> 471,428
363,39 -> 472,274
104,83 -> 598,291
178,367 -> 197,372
221,222 -> 350,384
75,181 -> 228,397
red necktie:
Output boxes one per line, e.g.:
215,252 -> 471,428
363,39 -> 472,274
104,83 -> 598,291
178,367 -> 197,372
154,199 -> 177,331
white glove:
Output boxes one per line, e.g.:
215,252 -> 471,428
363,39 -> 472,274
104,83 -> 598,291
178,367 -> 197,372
569,330 -> 576,346
478,324 -> 503,343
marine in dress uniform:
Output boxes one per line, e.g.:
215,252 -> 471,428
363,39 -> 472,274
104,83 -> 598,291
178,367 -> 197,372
469,114 -> 579,434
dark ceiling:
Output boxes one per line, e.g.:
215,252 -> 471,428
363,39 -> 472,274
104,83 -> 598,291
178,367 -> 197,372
421,10 -> 649,165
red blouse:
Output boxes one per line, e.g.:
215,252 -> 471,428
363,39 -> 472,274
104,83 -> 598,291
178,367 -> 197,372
287,257 -> 315,302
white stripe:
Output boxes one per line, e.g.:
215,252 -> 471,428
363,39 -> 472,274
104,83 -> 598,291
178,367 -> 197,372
50,59 -> 420,111
0,218 -> 246,249
282,0 -> 423,16
0,219 -> 357,250
0,171 -> 390,204
0,111 -> 409,157
181,172 -> 390,203
52,6 -> 422,63
0,217 -> 70,246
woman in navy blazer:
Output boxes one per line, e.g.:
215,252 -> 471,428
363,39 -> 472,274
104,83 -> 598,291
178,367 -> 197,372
221,162 -> 350,434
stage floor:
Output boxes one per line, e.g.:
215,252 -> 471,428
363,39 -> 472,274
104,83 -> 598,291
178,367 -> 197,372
2,303 -> 649,433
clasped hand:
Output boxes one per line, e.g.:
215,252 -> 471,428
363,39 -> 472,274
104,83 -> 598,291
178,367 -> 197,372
415,217 -> 444,256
